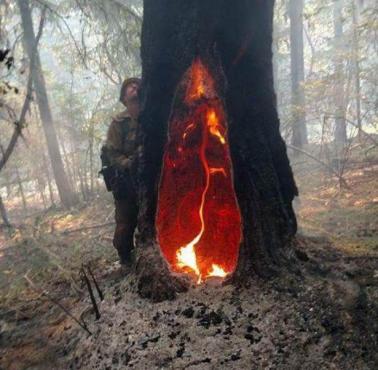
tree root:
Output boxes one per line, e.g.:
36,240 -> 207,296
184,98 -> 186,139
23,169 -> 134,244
135,244 -> 189,302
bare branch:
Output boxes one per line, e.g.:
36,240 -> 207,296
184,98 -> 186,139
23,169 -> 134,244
24,273 -> 92,335
0,8 -> 46,172
81,266 -> 101,320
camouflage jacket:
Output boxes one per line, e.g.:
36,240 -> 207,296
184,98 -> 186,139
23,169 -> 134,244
105,110 -> 139,170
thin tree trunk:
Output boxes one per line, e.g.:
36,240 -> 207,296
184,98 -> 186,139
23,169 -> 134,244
6,183 -> 12,199
76,150 -> 87,201
43,153 -> 55,206
82,148 -> 90,198
352,0 -> 362,140
88,128 -> 94,194
0,145 -> 12,198
71,150 -> 79,194
333,0 -> 347,149
59,131 -> 76,193
36,177 -> 47,209
289,0 -> 308,149
15,167 -> 27,212
0,195 -> 11,227
17,0 -> 76,208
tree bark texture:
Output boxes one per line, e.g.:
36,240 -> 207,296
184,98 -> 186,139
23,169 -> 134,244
17,0 -> 77,209
136,0 -> 298,301
289,0 -> 308,149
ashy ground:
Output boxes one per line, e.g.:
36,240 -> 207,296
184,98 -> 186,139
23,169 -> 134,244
0,158 -> 377,369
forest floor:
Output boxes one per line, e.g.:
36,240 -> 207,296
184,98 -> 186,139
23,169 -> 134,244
0,158 -> 377,369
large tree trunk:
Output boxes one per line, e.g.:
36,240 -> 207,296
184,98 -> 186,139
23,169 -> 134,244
135,0 -> 298,301
17,0 -> 77,209
289,0 -> 308,149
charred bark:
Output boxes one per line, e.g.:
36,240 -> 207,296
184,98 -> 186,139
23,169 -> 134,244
136,0 -> 298,301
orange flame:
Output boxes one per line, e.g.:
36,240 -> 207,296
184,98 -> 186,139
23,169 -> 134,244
157,58 -> 241,284
176,243 -> 201,282
175,102 -> 212,283
208,264 -> 228,278
207,109 -> 226,145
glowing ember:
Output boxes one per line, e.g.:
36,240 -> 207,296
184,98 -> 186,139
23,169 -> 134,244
210,167 -> 227,177
207,109 -> 226,145
156,58 -> 241,283
208,264 -> 228,278
182,123 -> 195,140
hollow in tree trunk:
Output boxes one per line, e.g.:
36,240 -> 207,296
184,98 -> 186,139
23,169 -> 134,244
135,0 -> 298,301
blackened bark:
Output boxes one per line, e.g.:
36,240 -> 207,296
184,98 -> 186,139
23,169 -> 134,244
136,0 -> 298,300
17,0 -> 77,209
218,0 -> 298,278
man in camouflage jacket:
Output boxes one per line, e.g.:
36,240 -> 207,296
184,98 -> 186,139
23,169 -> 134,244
105,77 -> 141,266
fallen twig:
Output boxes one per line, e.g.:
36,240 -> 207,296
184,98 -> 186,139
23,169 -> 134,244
23,273 -> 91,335
81,265 -> 101,320
62,222 -> 114,235
86,265 -> 104,301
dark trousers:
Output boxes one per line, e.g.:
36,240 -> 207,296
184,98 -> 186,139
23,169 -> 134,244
112,172 -> 138,264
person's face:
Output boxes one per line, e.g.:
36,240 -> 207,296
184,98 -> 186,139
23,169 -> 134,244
123,82 -> 140,106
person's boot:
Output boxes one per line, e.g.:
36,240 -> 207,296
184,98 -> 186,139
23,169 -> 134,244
119,249 -> 135,273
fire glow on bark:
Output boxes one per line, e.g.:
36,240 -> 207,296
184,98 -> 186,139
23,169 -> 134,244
156,58 -> 241,283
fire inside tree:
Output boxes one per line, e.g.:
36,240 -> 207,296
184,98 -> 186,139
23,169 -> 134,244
135,0 -> 298,301
157,59 -> 241,283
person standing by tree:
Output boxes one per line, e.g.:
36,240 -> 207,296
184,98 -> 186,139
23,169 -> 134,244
102,78 -> 141,267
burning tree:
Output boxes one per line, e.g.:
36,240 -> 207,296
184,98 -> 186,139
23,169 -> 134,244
135,0 -> 298,301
